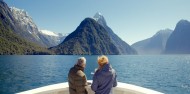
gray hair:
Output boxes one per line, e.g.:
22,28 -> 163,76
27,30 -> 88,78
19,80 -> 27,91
76,57 -> 86,67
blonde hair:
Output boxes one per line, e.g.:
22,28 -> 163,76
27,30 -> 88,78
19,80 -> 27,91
97,55 -> 109,69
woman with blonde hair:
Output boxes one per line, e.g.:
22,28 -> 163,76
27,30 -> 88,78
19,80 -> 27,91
91,55 -> 117,94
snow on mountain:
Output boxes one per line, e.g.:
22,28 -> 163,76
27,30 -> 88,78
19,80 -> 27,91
39,29 -> 67,47
93,12 -> 107,27
93,12 -> 102,21
40,30 -> 59,36
10,7 -> 37,30
9,7 -> 67,47
9,7 -> 47,46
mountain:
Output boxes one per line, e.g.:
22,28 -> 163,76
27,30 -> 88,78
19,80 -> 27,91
50,18 -> 119,55
165,20 -> 190,54
10,7 -> 46,46
0,1 -> 51,55
93,12 -> 107,27
93,12 -> 137,54
10,7 -> 67,47
132,29 -> 172,54
51,18 -> 131,55
39,30 -> 67,47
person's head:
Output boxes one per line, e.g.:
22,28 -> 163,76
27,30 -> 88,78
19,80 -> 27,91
97,55 -> 109,69
76,57 -> 86,68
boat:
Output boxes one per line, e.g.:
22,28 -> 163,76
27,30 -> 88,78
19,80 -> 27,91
17,80 -> 164,94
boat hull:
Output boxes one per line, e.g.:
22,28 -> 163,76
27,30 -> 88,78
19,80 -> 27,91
17,80 -> 163,94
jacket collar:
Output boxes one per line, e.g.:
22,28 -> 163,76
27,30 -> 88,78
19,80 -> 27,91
74,65 -> 84,71
97,63 -> 112,72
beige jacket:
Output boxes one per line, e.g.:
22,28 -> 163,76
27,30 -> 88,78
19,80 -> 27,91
68,65 -> 88,94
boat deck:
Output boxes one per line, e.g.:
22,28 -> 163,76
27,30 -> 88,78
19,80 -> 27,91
17,80 -> 164,94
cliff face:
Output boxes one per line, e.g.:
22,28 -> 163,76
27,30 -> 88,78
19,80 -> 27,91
165,20 -> 190,54
10,7 -> 47,47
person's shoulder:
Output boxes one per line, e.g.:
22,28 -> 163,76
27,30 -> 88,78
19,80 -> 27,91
94,70 -> 102,77
76,70 -> 85,77
69,67 -> 75,72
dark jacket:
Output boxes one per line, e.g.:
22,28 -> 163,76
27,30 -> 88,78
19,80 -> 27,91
91,64 -> 117,94
68,65 -> 88,94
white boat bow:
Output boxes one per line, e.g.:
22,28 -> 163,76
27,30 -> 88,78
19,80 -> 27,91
17,80 -> 164,94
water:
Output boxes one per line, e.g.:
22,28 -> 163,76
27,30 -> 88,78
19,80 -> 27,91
0,55 -> 190,94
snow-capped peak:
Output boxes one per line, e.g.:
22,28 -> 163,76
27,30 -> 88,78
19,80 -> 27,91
93,12 -> 103,21
94,12 -> 102,19
93,12 -> 107,26
40,30 -> 59,37
10,7 -> 29,19
10,7 -> 37,28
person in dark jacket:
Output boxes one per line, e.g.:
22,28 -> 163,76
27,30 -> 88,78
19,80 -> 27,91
91,55 -> 117,94
68,57 -> 88,94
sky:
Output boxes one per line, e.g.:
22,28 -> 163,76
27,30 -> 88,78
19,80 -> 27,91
4,0 -> 190,45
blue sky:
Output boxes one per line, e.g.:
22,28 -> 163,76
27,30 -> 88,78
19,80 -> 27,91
4,0 -> 190,45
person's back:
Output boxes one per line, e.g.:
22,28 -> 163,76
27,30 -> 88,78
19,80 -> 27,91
68,57 -> 88,94
91,55 -> 117,94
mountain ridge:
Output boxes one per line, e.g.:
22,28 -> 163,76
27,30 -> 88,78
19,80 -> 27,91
132,29 -> 173,54
10,7 -> 46,47
50,17 -> 134,55
165,19 -> 190,54
10,7 -> 66,47
0,1 -> 51,55
93,12 -> 137,54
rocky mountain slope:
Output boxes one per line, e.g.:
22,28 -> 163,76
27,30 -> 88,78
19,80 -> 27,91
0,1 -> 51,55
10,7 -> 66,47
50,17 -> 137,55
93,12 -> 137,54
